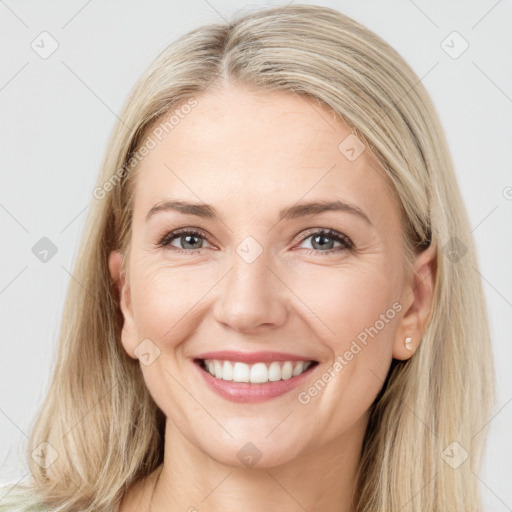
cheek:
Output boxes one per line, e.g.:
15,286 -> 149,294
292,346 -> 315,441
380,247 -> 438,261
291,261 -> 400,388
295,259 -> 400,339
129,258 -> 213,344
290,265 -> 400,434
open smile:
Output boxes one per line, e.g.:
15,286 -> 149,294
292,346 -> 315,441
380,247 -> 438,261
193,357 -> 319,402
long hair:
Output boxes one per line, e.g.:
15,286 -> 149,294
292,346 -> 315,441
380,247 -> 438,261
3,4 -> 494,511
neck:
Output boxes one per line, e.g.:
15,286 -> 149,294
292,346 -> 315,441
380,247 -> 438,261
150,413 -> 367,512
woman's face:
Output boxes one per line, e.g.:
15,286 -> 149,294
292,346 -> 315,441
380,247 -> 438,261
110,83 -> 434,468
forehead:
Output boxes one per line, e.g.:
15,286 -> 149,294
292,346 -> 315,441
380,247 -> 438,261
132,84 -> 400,230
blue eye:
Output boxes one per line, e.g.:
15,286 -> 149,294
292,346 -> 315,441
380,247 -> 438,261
157,229 -> 211,254
157,228 -> 354,256
297,229 -> 354,255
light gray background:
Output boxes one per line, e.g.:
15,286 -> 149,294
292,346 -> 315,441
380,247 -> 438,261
1,0 -> 511,510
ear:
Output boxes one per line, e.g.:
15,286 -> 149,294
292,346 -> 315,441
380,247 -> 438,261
108,250 -> 138,360
393,244 -> 437,360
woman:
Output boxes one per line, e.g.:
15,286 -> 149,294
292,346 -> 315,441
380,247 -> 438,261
1,3 -> 494,511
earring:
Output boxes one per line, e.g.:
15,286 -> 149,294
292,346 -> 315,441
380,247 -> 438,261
404,337 -> 412,351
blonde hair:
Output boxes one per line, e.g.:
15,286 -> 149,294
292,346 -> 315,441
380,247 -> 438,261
3,4 -> 494,511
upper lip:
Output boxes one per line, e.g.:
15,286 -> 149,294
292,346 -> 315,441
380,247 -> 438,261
194,350 -> 317,364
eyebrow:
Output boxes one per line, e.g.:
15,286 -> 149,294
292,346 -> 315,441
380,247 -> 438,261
145,199 -> 372,225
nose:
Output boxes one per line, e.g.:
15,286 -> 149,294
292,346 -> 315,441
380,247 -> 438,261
213,251 -> 288,333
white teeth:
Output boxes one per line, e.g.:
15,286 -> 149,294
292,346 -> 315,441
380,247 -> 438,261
268,361 -> 281,381
292,361 -> 304,377
281,361 -> 293,380
250,363 -> 268,383
202,359 -> 313,383
222,360 -> 233,381
233,362 -> 249,382
214,360 -> 223,379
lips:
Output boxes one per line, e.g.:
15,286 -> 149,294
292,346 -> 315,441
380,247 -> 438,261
193,357 -> 319,402
193,350 -> 318,384
194,350 -> 318,364
191,350 -> 319,401
196,358 -> 317,383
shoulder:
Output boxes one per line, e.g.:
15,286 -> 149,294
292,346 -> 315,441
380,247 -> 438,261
0,482 -> 50,511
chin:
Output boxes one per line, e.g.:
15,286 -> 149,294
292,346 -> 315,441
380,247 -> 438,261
198,435 -> 305,469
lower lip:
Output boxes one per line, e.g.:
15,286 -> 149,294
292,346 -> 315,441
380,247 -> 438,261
193,360 -> 318,403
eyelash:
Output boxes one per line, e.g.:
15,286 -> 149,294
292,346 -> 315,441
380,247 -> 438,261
156,227 -> 355,256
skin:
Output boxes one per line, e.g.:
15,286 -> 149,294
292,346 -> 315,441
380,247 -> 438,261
110,81 -> 436,512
